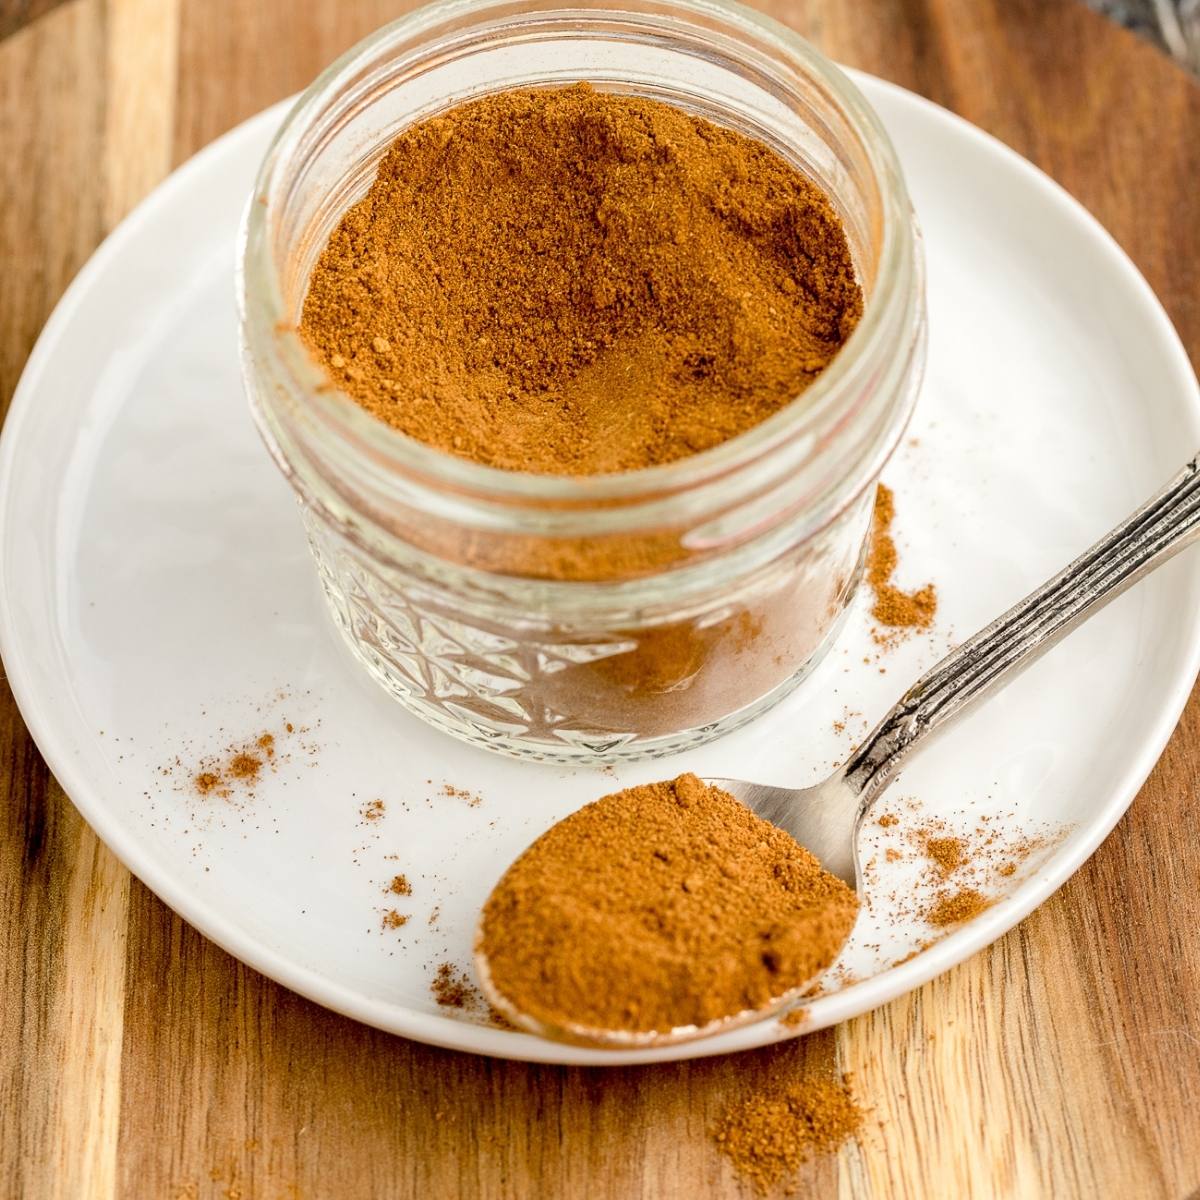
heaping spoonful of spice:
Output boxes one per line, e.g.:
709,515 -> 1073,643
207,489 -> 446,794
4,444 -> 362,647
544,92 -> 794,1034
476,452 -> 1200,1047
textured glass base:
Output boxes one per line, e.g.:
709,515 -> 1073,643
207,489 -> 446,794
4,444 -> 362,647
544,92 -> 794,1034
317,554 -> 858,763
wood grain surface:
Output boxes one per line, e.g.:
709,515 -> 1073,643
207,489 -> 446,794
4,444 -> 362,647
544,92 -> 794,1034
3,1 -> 1199,1197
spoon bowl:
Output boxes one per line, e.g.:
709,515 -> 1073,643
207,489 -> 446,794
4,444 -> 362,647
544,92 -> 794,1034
475,936 -> 828,1048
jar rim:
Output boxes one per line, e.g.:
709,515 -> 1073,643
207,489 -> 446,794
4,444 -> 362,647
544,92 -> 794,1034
241,0 -> 915,504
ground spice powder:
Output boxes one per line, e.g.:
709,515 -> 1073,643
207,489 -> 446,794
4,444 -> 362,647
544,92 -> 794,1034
923,835 -> 965,876
712,1073 -> 865,1192
868,484 -> 937,630
301,84 -> 862,476
478,773 -> 858,1035
927,887 -> 990,927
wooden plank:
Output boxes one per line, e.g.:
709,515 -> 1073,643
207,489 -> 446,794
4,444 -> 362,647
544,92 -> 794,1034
102,0 -> 180,228
0,3 -> 179,1197
0,6 -> 121,1199
118,897 -> 841,1198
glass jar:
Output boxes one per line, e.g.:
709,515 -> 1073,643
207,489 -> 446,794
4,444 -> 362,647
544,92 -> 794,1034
238,0 -> 925,762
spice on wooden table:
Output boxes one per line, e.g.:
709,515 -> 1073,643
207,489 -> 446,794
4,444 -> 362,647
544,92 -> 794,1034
301,84 -> 862,477
712,1072 -> 865,1192
478,773 -> 858,1035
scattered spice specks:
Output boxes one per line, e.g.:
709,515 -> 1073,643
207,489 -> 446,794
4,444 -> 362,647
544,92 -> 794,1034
194,771 -> 222,796
431,962 -> 476,1009
438,783 -> 483,807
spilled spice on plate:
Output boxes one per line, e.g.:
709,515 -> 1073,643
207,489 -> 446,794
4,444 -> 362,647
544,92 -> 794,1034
194,770 -> 222,796
227,751 -> 263,784
779,1007 -> 810,1029
712,1072 -> 865,1192
431,962 -> 478,1010
431,962 -> 514,1030
923,835 -> 965,876
867,483 -> 937,635
860,800 -> 1071,971
478,773 -> 858,1035
927,887 -> 990,927
438,783 -> 483,807
386,874 -> 413,896
183,731 -> 278,799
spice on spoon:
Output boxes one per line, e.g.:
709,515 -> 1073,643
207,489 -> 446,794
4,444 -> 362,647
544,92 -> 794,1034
477,773 -> 858,1037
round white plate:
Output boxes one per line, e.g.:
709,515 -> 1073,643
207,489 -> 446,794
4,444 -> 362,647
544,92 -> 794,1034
3,73 -> 1199,1066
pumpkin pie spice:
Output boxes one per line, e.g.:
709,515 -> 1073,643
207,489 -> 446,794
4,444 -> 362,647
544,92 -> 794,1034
478,773 -> 858,1035
301,84 -> 862,477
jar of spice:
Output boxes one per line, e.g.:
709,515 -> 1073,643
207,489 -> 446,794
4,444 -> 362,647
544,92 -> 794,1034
238,0 -> 926,762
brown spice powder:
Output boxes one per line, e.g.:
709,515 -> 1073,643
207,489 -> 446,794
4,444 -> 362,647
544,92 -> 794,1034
301,84 -> 861,477
431,962 -> 478,1010
927,888 -> 990,927
868,484 -> 937,630
479,773 -> 858,1034
386,874 -> 413,897
924,835 -> 965,876
439,783 -> 482,807
194,771 -> 222,796
227,752 -> 262,783
712,1074 -> 865,1192
779,1006 -> 810,1029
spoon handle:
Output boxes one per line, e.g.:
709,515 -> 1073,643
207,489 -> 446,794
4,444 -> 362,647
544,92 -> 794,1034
843,451 -> 1200,807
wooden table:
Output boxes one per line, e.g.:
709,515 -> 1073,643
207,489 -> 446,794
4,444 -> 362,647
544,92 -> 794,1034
3,1 -> 1199,1196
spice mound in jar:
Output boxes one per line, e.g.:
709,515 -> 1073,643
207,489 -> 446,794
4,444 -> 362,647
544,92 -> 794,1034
477,773 -> 859,1037
300,84 -> 862,476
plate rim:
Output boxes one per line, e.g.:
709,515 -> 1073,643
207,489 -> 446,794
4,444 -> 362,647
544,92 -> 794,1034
2,71 -> 1199,1065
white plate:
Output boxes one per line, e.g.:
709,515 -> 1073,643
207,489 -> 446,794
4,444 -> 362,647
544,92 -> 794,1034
3,73 -> 1199,1066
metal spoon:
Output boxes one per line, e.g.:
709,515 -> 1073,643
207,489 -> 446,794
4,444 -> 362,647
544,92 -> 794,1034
477,451 -> 1200,1047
